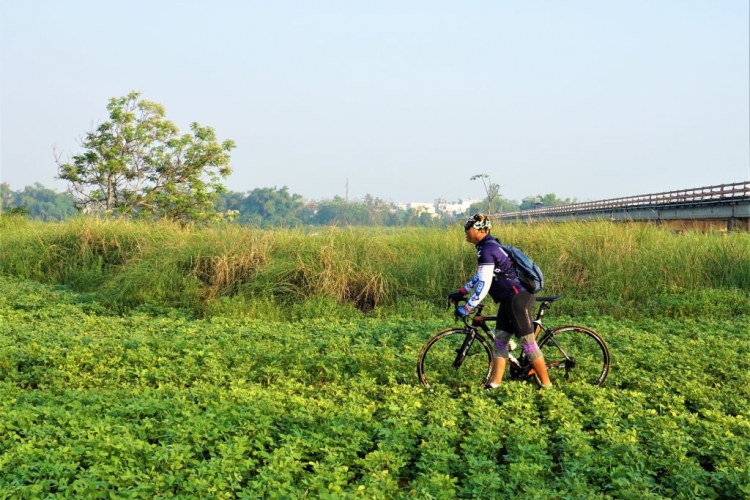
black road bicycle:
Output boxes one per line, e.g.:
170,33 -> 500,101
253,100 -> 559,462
416,295 -> 610,390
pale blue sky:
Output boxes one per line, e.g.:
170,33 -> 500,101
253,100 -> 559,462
2,1 -> 748,203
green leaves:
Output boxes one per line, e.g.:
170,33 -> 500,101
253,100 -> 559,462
1,276 -> 750,497
56,91 -> 234,222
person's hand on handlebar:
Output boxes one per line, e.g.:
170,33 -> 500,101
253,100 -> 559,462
446,288 -> 468,305
454,304 -> 473,319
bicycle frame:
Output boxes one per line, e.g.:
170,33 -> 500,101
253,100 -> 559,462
456,296 -> 561,381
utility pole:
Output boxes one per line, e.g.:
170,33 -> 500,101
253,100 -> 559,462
345,178 -> 349,202
470,173 -> 500,216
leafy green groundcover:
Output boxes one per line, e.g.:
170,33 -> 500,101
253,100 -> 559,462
1,277 -> 749,499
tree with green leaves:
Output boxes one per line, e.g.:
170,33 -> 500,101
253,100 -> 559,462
467,197 -> 519,216
56,91 -> 235,222
0,182 -> 78,221
241,186 -> 305,227
0,182 -> 78,220
0,183 -> 11,213
311,196 -> 372,226
520,193 -> 577,210
361,194 -> 394,225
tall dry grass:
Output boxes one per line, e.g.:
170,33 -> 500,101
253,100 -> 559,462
1,215 -> 748,317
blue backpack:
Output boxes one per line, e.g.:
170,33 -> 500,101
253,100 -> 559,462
491,241 -> 544,294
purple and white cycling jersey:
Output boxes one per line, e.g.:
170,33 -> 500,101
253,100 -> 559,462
462,234 -> 523,309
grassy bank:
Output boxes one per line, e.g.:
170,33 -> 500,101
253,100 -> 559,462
1,216 -> 748,319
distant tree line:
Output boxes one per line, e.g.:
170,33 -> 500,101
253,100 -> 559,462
2,181 -> 577,227
214,189 -> 449,228
0,182 -> 78,221
3,91 -> 576,225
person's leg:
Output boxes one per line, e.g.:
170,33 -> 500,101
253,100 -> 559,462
512,292 -> 552,387
486,301 -> 515,389
518,333 -> 552,387
531,358 -> 552,387
488,330 -> 512,387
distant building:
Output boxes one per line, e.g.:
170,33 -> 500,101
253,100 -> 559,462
395,198 -> 481,218
395,202 -> 437,216
410,202 -> 436,215
435,197 -> 481,218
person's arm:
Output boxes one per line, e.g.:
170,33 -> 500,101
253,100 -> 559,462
464,264 -> 494,310
460,273 -> 479,295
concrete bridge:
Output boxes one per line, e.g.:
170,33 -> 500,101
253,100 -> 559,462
497,181 -> 750,231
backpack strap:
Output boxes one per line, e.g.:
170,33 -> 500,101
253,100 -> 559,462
481,237 -> 518,283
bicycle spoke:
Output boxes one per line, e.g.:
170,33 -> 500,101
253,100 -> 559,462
417,329 -> 492,390
539,326 -> 610,386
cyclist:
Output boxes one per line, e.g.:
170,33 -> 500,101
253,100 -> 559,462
447,213 -> 552,389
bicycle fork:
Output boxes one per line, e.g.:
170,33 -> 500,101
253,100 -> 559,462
453,329 -> 477,369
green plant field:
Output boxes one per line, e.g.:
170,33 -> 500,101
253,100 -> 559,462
1,276 -> 749,498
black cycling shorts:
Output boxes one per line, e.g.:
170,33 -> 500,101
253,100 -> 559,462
496,291 -> 536,337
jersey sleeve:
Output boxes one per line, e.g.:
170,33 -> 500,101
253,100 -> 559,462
465,264 -> 494,310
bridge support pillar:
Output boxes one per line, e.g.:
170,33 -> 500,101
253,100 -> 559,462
727,217 -> 750,232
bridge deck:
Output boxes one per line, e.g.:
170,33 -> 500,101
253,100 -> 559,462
498,182 -> 750,229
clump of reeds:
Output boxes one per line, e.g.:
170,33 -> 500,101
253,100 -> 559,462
1,216 -> 748,317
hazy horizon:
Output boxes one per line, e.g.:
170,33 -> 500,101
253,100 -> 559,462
2,1 -> 749,204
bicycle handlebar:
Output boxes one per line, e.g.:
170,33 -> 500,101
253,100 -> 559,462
450,295 -> 563,327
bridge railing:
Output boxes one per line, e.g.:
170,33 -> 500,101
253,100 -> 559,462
498,181 -> 750,219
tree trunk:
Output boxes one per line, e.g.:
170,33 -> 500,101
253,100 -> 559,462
107,176 -> 114,210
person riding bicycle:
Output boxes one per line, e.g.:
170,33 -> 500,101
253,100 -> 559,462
447,213 -> 552,389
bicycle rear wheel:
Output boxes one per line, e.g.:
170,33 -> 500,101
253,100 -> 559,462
538,325 -> 610,386
416,328 -> 493,390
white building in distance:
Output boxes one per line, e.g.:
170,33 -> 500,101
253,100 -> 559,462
395,198 -> 481,218
394,202 -> 436,215
435,198 -> 481,218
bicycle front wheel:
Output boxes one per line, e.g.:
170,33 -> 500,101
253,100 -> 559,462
538,325 -> 610,386
416,328 -> 493,390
